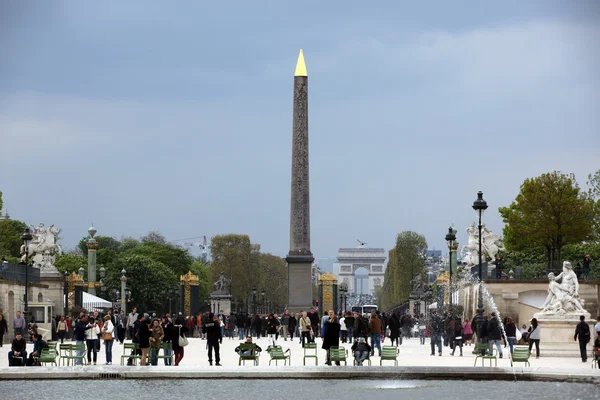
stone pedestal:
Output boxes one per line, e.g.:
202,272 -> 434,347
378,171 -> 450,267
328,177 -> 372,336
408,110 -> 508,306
210,294 -> 232,316
287,254 -> 314,313
534,318 -> 596,357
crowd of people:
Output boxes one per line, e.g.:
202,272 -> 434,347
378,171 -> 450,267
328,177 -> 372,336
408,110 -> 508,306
5,305 -> 600,367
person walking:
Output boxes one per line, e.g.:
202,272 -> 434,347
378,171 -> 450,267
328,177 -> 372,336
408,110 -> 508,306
203,313 -> 222,366
428,311 -> 443,356
488,313 -> 503,358
266,313 -> 280,347
0,312 -> 8,347
236,312 -> 246,340
56,316 -> 67,344
369,312 -> 383,357
528,318 -> 541,359
280,309 -> 291,341
574,315 -> 591,363
504,317 -> 517,355
450,316 -> 464,357
102,315 -> 114,365
299,311 -> 313,347
288,312 -> 297,341
463,319 -> 473,346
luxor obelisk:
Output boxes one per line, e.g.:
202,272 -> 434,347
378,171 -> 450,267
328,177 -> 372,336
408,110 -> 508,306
287,49 -> 314,312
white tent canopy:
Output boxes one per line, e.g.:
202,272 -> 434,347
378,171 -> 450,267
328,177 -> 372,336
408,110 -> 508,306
82,291 -> 112,311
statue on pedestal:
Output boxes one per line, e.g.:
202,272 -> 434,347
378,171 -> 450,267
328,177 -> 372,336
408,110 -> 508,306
20,223 -> 62,271
213,271 -> 231,294
460,223 -> 505,267
535,261 -> 590,319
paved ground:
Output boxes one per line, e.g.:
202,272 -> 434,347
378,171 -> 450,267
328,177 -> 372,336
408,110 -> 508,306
1,334 -> 597,370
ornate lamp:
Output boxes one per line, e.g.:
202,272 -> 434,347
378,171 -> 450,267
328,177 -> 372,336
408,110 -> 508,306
445,226 -> 456,305
472,191 -> 488,340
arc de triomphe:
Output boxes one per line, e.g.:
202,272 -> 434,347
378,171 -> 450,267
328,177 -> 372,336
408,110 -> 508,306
337,247 -> 386,295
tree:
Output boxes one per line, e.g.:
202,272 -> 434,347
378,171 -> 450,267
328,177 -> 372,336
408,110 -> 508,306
0,190 -> 3,217
379,232 -> 427,310
258,253 -> 288,310
124,241 -> 193,276
499,171 -> 596,273
103,254 -> 178,313
55,253 -> 88,275
586,169 -> 600,239
0,219 -> 27,259
210,234 -> 261,305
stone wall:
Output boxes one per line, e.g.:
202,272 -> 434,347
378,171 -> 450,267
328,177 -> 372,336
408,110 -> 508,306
460,281 -> 600,329
0,276 -> 65,342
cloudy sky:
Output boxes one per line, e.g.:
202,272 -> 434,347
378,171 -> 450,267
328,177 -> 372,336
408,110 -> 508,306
1,1 -> 599,262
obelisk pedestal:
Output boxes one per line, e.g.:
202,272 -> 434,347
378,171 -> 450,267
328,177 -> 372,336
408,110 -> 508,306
287,49 -> 314,313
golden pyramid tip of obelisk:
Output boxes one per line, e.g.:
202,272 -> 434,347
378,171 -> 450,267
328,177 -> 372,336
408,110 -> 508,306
294,49 -> 307,77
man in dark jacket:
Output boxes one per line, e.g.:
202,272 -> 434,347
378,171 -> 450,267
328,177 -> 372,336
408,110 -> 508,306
488,313 -> 503,358
203,312 -> 223,366
574,315 -> 591,362
8,331 -> 27,366
428,311 -> 443,356
73,315 -> 90,365
236,313 -> 246,339
353,311 -> 368,340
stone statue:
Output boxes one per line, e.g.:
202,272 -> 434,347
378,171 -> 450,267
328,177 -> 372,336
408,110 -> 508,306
460,223 -> 505,267
20,223 -> 62,269
213,272 -> 230,294
535,261 -> 590,319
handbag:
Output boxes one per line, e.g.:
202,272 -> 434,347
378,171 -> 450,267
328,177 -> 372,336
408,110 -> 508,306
102,331 -> 113,341
178,327 -> 189,347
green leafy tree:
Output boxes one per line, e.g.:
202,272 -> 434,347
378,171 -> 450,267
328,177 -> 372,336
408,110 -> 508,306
380,232 -> 427,310
124,241 -> 193,276
0,190 -> 3,217
0,219 -> 27,259
210,234 -> 261,304
258,253 -> 288,310
103,254 -> 178,313
55,253 -> 88,275
499,171 -> 596,273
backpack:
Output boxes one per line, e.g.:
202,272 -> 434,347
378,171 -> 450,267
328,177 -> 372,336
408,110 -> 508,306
581,323 -> 591,341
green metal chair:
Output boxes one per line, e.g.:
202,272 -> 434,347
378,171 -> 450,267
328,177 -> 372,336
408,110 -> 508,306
58,343 -> 72,366
303,343 -> 318,365
237,343 -> 261,366
380,346 -> 400,366
156,343 -> 174,365
328,346 -> 348,366
474,342 -> 497,367
39,348 -> 58,366
120,343 -> 139,366
64,343 -> 86,366
267,345 -> 291,366
510,346 -> 531,367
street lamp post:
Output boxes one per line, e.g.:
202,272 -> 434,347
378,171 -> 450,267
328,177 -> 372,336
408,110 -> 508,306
63,271 -> 69,316
120,269 -> 127,314
472,191 -> 488,342
99,266 -> 106,299
21,228 -> 33,321
261,289 -> 265,314
445,226 -> 456,306
252,287 -> 257,314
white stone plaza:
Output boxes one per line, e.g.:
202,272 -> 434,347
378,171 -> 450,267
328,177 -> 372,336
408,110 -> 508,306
1,333 -> 598,376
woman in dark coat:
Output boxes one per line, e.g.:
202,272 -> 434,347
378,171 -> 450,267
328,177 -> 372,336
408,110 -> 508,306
388,313 -> 400,346
138,319 -> 151,366
172,318 -> 189,366
322,316 -> 341,365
